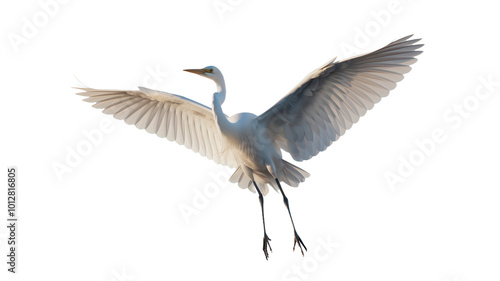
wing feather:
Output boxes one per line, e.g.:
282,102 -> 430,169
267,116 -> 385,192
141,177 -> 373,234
77,87 -> 237,167
257,35 -> 423,161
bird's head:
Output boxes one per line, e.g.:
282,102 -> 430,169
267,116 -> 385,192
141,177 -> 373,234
183,66 -> 222,82
184,66 -> 226,101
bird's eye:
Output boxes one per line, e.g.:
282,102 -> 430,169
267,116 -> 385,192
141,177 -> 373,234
209,69 -> 214,73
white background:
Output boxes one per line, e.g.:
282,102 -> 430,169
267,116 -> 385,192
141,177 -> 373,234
1,0 -> 499,280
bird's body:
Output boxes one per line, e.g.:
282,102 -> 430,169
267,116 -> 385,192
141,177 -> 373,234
78,35 -> 423,259
222,111 -> 304,194
224,112 -> 268,172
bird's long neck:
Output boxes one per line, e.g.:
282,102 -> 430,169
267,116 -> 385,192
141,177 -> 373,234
212,77 -> 231,133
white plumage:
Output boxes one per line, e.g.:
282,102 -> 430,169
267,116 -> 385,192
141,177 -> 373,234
78,35 -> 423,259
77,86 -> 239,167
257,35 -> 421,161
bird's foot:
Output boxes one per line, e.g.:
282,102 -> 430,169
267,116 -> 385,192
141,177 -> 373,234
293,230 -> 307,256
262,234 -> 272,260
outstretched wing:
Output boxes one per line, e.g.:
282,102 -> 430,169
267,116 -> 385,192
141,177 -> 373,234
257,35 -> 423,161
77,87 -> 238,167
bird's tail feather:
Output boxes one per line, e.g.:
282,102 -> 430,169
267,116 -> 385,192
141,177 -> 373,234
278,160 -> 310,188
229,161 -> 310,196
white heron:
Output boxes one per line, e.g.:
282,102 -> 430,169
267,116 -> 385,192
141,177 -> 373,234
77,35 -> 422,259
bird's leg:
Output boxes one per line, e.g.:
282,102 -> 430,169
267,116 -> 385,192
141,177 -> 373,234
253,181 -> 272,260
275,178 -> 307,256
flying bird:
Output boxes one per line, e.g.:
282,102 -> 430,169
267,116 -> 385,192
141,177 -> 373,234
77,35 -> 423,259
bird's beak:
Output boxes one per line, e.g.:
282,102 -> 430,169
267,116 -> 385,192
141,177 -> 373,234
183,68 -> 207,75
